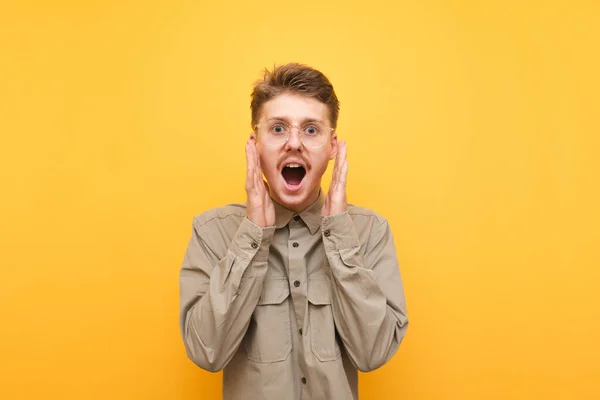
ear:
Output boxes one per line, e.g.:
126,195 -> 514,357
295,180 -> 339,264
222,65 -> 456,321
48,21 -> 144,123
329,131 -> 338,160
250,131 -> 257,142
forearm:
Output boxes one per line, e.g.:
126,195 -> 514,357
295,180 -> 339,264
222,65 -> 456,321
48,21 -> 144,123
323,212 -> 409,371
180,217 -> 275,371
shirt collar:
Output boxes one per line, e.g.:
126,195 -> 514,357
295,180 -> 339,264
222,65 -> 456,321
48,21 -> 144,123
273,189 -> 325,235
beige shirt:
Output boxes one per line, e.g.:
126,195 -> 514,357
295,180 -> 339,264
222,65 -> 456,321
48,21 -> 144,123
179,191 -> 408,400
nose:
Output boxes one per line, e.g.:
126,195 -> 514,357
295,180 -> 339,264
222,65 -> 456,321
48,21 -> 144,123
284,127 -> 303,152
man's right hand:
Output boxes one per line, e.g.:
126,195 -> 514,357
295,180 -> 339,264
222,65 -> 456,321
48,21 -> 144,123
245,138 -> 275,228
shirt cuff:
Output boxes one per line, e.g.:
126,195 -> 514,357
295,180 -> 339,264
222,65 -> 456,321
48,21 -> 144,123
321,211 -> 360,252
230,217 -> 276,262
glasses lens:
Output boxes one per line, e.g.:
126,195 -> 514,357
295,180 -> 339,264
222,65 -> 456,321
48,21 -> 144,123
258,122 -> 331,148
259,123 -> 288,146
300,123 -> 328,148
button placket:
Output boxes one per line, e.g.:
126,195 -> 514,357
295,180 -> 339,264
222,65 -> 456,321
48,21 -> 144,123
287,217 -> 309,347
289,224 -> 303,290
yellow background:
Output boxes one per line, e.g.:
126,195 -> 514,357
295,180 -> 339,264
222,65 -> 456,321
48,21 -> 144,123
1,0 -> 598,399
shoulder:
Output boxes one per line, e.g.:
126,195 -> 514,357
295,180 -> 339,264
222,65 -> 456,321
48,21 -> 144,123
343,205 -> 393,254
345,204 -> 391,244
347,204 -> 388,226
192,202 -> 247,231
187,203 -> 247,259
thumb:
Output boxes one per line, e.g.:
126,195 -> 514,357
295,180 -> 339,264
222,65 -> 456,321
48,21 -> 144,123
321,196 -> 329,214
263,180 -> 271,200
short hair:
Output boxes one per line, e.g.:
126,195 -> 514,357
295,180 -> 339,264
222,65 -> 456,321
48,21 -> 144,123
250,63 -> 340,129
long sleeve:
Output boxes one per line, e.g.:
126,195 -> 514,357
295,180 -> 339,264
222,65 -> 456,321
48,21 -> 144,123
322,212 -> 409,372
179,215 -> 275,372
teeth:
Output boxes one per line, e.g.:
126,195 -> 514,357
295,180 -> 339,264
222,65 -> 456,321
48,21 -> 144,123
285,163 -> 302,168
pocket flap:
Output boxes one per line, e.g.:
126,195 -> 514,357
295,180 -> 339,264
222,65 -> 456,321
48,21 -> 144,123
307,277 -> 331,305
257,278 -> 290,305
339,247 -> 362,269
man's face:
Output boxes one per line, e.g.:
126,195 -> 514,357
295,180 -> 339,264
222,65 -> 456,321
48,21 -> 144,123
252,93 -> 338,213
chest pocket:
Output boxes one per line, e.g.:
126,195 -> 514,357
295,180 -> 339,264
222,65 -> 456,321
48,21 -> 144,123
307,276 -> 341,362
244,278 -> 292,363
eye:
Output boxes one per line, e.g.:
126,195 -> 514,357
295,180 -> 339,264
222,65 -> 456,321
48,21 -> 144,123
271,124 -> 287,134
303,125 -> 320,135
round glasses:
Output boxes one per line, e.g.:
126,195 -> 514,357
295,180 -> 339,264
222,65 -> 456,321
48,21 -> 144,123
254,120 -> 334,148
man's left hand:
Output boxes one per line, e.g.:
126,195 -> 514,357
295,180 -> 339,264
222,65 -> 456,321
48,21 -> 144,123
322,140 -> 348,216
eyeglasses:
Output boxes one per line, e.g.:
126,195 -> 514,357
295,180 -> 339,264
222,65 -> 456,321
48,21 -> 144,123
254,120 -> 334,148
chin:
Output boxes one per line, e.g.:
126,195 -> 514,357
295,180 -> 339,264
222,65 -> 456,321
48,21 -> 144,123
272,176 -> 317,211
277,192 -> 308,207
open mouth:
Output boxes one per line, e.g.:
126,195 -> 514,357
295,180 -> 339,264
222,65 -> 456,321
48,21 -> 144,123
281,163 -> 306,188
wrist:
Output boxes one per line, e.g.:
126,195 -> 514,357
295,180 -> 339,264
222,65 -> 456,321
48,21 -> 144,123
246,211 -> 265,228
321,211 -> 359,251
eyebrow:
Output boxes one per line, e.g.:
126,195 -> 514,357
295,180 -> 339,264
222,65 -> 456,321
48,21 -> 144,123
265,117 -> 325,124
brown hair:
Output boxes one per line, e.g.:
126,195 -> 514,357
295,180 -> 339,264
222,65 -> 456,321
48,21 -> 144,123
250,63 -> 340,129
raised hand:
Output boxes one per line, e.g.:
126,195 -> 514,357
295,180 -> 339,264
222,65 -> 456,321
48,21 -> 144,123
322,140 -> 348,216
245,138 -> 276,228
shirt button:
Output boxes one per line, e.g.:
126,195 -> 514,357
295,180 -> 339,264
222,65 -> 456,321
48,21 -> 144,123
251,242 -> 258,249
298,328 -> 303,335
301,377 -> 307,384
323,230 -> 330,237
292,242 -> 299,248
293,280 -> 300,287
294,215 -> 301,221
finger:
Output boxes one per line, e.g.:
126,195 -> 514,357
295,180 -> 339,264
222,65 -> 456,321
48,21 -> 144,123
264,181 -> 275,224
253,138 -> 260,170
331,140 -> 345,192
245,141 -> 254,191
331,141 -> 341,184
253,141 -> 263,188
321,194 -> 330,215
263,182 -> 269,215
248,141 -> 261,192
249,141 -> 257,189
335,141 -> 347,185
328,145 -> 340,194
338,160 -> 348,186
263,180 -> 271,202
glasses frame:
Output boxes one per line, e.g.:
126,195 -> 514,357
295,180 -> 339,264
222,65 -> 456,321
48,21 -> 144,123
254,122 -> 335,149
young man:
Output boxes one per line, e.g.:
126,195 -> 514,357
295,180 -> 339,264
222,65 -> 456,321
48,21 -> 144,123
179,63 -> 408,400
